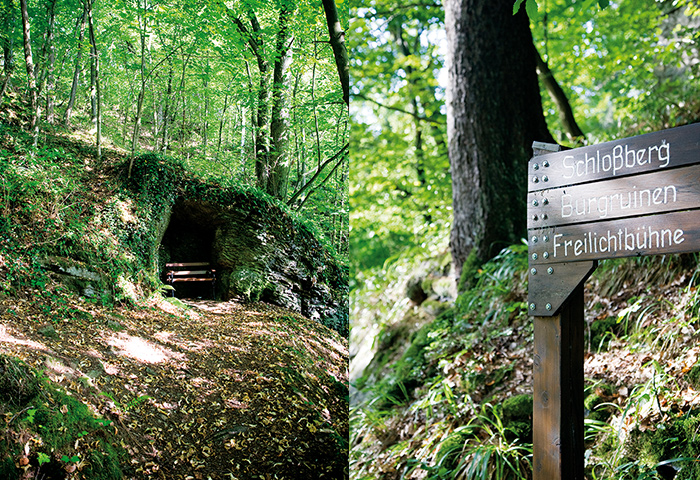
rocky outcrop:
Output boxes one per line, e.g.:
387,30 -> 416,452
160,196 -> 347,329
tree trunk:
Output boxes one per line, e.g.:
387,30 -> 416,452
160,62 -> 173,153
268,0 -> 296,199
64,6 -> 86,125
202,75 -> 209,159
216,93 -> 228,159
534,46 -> 585,143
233,13 -> 270,191
19,0 -> 39,146
43,0 -> 57,124
321,0 -> 348,106
86,0 -> 100,162
129,0 -> 148,167
0,0 -> 15,101
445,0 -> 553,280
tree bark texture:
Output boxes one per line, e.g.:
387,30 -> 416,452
445,0 -> 553,278
321,0 -> 348,106
268,0 -> 295,199
44,0 -> 57,124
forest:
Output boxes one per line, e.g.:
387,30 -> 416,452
0,0 -> 349,478
351,0 -> 700,479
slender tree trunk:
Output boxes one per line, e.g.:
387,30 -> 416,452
321,0 -> 348,106
268,0 -> 296,198
216,93 -> 228,159
43,0 -> 57,124
202,75 -> 208,158
534,46 -> 585,143
86,0 -> 100,162
19,0 -> 39,146
0,0 -> 15,101
445,0 -> 553,279
64,7 -> 87,125
129,0 -> 148,168
160,62 -> 173,153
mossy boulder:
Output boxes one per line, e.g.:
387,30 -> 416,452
500,394 -> 533,441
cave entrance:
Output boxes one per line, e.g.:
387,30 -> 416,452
160,201 -> 218,299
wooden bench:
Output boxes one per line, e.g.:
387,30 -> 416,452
164,262 -> 216,297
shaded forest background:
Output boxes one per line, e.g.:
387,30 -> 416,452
350,0 -> 700,478
1,0 -> 349,250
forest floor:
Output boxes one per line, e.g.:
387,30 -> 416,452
0,294 -> 348,479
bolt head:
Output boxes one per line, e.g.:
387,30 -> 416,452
532,199 -> 539,207
532,214 -> 538,221
529,303 -> 536,310
533,176 -> 539,183
543,175 -> 549,182
531,236 -> 538,244
530,268 -> 537,275
546,303 -> 552,311
532,253 -> 538,260
543,235 -> 549,242
543,251 -> 549,259
533,163 -> 539,170
543,198 -> 549,205
543,160 -> 550,167
547,267 -> 554,274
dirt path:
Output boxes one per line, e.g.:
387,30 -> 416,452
0,297 -> 349,479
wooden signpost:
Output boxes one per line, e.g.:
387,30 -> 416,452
527,122 -> 700,479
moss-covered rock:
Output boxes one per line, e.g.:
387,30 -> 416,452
500,394 -> 533,441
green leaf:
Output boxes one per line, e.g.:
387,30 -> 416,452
512,0 -> 525,14
598,0 -> 609,8
37,452 -> 50,466
525,0 -> 538,18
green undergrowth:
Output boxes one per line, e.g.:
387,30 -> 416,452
352,242 -> 700,479
0,122 -> 347,312
0,355 -> 128,479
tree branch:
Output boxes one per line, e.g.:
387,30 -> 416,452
355,93 -> 445,125
534,45 -> 585,143
287,143 -> 348,206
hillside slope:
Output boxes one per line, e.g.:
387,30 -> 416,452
1,296 -> 348,479
351,245 -> 700,479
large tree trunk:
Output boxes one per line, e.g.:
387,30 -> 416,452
160,61 -> 173,153
268,0 -> 295,199
19,0 -> 39,146
321,0 -> 348,106
64,6 -> 86,125
445,0 -> 553,280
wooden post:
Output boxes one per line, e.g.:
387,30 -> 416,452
533,283 -> 584,479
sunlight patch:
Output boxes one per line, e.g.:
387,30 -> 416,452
106,332 -> 186,364
0,324 -> 49,351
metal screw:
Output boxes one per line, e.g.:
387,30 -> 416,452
533,176 -> 539,183
547,267 -> 554,275
543,175 -> 549,182
530,268 -> 537,275
531,236 -> 538,244
546,303 -> 552,311
533,163 -> 539,170
543,251 -> 549,259
543,160 -> 550,167
532,199 -> 539,207
543,198 -> 549,205
532,215 -> 538,221
542,214 -> 548,220
530,303 -> 536,311
543,235 -> 549,242
532,253 -> 538,260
